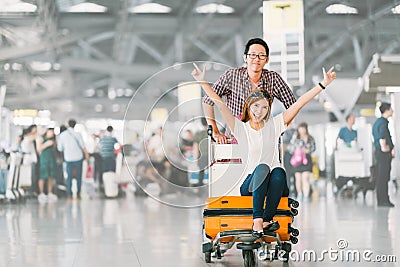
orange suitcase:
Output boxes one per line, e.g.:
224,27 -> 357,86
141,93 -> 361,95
202,196 -> 299,264
203,196 -> 298,243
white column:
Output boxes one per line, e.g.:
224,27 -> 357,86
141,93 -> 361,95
391,93 -> 400,181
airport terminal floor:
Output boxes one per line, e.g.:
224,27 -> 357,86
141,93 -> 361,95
0,180 -> 398,267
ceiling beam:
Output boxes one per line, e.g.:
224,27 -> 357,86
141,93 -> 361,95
306,1 -> 400,79
0,30 -> 104,61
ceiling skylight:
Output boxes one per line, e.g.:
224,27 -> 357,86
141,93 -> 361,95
30,61 -> 52,72
326,4 -> 358,14
195,3 -> 234,14
129,3 -> 171,13
0,0 -> 37,12
67,2 -> 107,13
392,4 -> 400,14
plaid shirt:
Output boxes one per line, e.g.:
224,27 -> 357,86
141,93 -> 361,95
203,67 -> 296,117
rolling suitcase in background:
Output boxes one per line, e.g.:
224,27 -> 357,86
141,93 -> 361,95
103,171 -> 118,198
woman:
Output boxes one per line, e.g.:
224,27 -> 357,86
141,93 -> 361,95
191,63 -> 336,237
289,123 -> 316,200
36,128 -> 58,203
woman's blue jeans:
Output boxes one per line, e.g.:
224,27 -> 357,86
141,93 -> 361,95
240,164 -> 289,221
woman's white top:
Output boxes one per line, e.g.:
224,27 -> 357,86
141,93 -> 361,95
232,113 -> 287,184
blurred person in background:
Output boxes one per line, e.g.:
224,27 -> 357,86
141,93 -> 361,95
372,103 -> 395,207
21,124 -> 39,194
336,113 -> 357,148
99,126 -> 119,173
289,123 -> 316,200
0,141 -> 10,195
57,119 -> 89,200
36,128 -> 58,203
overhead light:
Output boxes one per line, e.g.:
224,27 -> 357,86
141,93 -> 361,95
195,3 -> 234,14
12,63 -> 22,71
67,2 -> 107,13
381,55 -> 400,63
392,4 -> 400,14
124,88 -> 134,97
326,4 -> 358,14
383,86 -> 400,93
0,0 -> 37,12
129,3 -> 171,13
53,63 -> 61,71
85,88 -> 95,97
95,104 -> 103,112
116,88 -> 124,97
30,61 -> 52,72
108,88 -> 116,100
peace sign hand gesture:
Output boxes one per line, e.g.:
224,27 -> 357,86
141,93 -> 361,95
321,66 -> 337,87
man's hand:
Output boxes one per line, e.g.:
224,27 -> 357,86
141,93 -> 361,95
381,145 -> 390,153
214,132 -> 229,144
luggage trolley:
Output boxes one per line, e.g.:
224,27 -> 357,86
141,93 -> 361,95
4,151 -> 24,203
202,126 -> 299,265
334,142 -> 372,198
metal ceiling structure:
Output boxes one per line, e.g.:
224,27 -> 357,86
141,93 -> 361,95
1,0 -> 400,121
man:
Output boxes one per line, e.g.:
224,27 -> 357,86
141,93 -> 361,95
57,119 -> 89,200
203,38 -> 296,144
372,103 -> 395,207
337,114 -> 357,147
99,126 -> 119,173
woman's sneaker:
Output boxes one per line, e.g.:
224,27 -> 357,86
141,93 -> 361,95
47,193 -> 58,202
38,193 -> 47,203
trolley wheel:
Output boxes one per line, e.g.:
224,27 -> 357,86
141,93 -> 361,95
204,251 -> 211,263
290,236 -> 298,244
242,250 -> 256,267
289,198 -> 299,208
291,208 -> 298,216
289,226 -> 300,236
291,228 -> 299,237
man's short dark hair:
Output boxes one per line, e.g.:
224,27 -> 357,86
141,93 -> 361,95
379,102 -> 391,114
345,114 -> 353,121
107,126 -> 113,132
244,38 -> 269,56
68,119 -> 76,128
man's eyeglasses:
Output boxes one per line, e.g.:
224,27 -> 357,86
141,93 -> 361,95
246,53 -> 268,60
250,91 -> 271,100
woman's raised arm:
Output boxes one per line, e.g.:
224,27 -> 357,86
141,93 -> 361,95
191,63 -> 236,132
283,67 -> 336,125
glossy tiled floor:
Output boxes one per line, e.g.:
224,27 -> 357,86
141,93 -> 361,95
0,181 -> 399,267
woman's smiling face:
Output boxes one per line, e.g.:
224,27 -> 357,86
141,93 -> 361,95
249,98 -> 269,123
